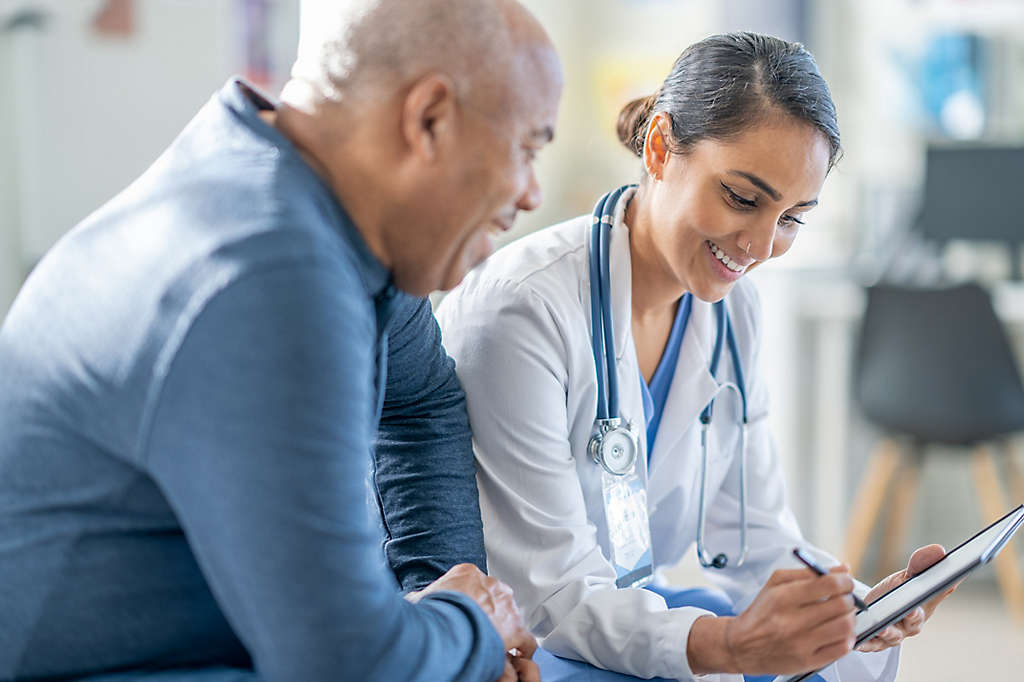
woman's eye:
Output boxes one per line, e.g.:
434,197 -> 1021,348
779,214 -> 805,228
721,183 -> 756,209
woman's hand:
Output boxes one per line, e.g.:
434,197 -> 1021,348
687,566 -> 858,675
857,544 -> 955,653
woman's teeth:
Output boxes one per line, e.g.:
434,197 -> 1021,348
707,240 -> 745,273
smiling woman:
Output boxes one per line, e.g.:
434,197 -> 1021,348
437,31 -> 957,682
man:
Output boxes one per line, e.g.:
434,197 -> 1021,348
0,0 -> 563,679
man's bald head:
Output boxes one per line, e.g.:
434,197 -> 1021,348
274,0 -> 562,296
286,0 -> 549,107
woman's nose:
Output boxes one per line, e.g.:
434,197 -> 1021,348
741,223 -> 776,261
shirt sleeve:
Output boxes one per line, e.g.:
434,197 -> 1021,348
141,263 -> 505,682
375,293 -> 487,591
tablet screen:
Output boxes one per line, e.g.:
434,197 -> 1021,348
854,504 -> 1024,643
780,505 -> 1024,682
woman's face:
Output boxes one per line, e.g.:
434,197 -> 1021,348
638,114 -> 831,303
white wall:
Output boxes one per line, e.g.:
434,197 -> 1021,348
0,20 -> 24,313
0,0 -> 298,307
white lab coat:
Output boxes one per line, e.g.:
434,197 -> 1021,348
436,188 -> 899,682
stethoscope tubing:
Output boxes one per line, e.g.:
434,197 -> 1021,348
589,185 -> 750,569
589,185 -> 629,421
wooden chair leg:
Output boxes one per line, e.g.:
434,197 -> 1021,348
1006,440 -> 1024,506
971,445 -> 1024,622
844,439 -> 903,576
878,451 -> 921,580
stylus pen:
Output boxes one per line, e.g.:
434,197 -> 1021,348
792,547 -> 869,612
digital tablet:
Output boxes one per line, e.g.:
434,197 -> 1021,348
780,504 -> 1024,682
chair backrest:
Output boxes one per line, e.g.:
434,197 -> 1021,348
855,283 -> 1024,445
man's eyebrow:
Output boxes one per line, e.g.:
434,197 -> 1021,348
727,170 -> 780,202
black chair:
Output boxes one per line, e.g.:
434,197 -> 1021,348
844,283 -> 1024,619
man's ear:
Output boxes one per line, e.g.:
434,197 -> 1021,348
643,112 -> 673,181
400,73 -> 457,163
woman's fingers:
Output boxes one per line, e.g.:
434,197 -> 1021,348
787,572 -> 855,606
856,624 -> 904,652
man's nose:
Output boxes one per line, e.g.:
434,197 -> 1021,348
516,167 -> 543,212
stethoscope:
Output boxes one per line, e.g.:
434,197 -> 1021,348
587,185 -> 750,570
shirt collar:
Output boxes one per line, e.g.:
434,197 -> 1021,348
218,77 -> 392,299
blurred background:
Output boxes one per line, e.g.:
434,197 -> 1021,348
1,0 -> 1022,677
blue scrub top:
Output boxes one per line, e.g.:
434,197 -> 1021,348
639,293 -> 692,456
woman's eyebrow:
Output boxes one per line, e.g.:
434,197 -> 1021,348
727,170 -> 780,201
727,169 -> 818,207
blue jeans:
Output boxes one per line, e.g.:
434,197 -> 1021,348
75,591 -> 824,682
78,669 -> 259,681
534,585 -> 825,682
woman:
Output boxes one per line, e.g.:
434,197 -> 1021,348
437,33 -> 950,682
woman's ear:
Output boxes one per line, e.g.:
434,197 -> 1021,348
401,73 -> 457,163
642,112 -> 672,181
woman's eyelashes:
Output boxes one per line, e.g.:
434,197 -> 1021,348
720,182 -> 806,228
721,182 -> 756,209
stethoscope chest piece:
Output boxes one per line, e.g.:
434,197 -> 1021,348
589,417 -> 638,476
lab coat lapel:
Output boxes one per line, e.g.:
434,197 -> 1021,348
647,298 -> 720,481
607,202 -> 633,366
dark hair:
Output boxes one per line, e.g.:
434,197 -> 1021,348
616,32 -> 841,169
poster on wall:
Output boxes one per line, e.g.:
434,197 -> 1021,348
241,0 -> 271,88
92,0 -> 133,37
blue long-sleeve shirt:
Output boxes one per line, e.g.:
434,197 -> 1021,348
375,298 -> 488,592
0,78 -> 500,681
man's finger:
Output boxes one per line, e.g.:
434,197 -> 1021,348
508,629 -> 538,659
510,655 -> 541,682
497,660 -> 516,682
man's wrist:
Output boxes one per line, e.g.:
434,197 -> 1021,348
687,615 -> 740,675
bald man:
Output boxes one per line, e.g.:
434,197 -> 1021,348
0,1 -> 562,680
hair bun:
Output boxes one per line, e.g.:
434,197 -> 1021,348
615,92 -> 657,157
